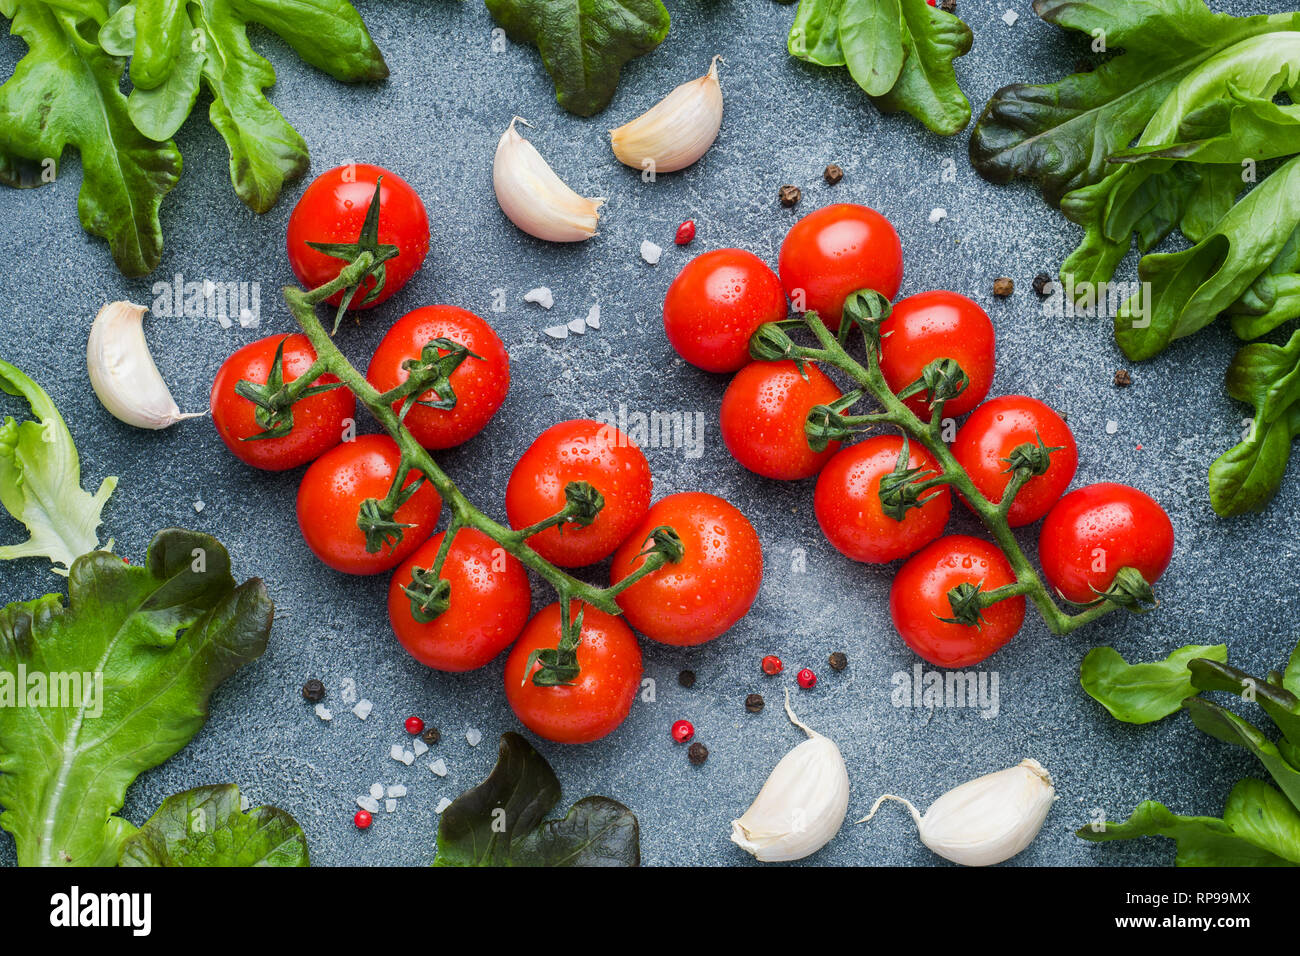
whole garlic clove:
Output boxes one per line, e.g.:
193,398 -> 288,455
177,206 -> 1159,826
87,301 -> 204,430
730,689 -> 850,862
610,57 -> 723,175
861,758 -> 1056,867
493,117 -> 604,242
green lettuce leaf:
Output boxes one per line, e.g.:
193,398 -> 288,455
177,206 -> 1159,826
119,783 -> 308,867
1183,697 -> 1300,811
1228,226 -> 1300,341
1080,644 -> 1227,724
866,0 -> 970,136
0,528 -> 273,866
484,0 -> 670,117
434,732 -> 639,867
0,358 -> 116,572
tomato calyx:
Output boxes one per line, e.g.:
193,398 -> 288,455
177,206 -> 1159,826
525,601 -> 587,687
1001,432 -> 1065,478
402,563 -> 453,623
805,390 -> 875,452
877,435 -> 946,521
632,525 -> 686,565
233,337 -> 346,440
304,177 -> 402,332
357,469 -> 427,555
749,320 -> 807,366
836,288 -> 893,346
377,337 -> 482,421
515,481 -> 607,541
1090,566 -> 1159,613
895,357 -> 969,419
939,578 -> 1030,628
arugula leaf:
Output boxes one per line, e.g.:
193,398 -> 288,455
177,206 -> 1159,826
1080,644 -> 1227,724
434,732 -> 639,867
0,529 -> 272,866
0,359 -> 116,573
484,0 -> 670,117
119,784 -> 309,867
1208,329 -> 1300,517
1183,697 -> 1300,812
970,0 -> 1298,206
1076,785 -> 1299,866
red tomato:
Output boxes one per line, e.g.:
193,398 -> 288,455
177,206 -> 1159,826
506,420 -> 652,568
1038,483 -> 1175,604
388,527 -> 531,671
890,535 -> 1025,668
952,395 -> 1078,527
778,203 -> 903,327
879,291 -> 995,419
296,434 -> 441,574
503,602 -> 642,744
814,435 -> 951,563
286,164 -> 430,309
610,492 -> 762,646
720,360 -> 843,480
662,249 -> 788,373
210,333 -> 355,471
365,305 -> 510,450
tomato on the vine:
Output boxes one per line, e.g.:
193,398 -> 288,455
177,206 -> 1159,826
879,291 -> 995,419
388,527 -> 531,671
1038,483 -> 1175,604
365,305 -> 510,450
296,434 -> 441,575
663,249 -> 789,373
814,435 -> 951,563
503,602 -> 642,744
720,359 -> 843,480
506,419 -> 652,568
286,164 -> 429,309
210,333 -> 354,471
890,535 -> 1025,668
778,203 -> 903,327
952,395 -> 1078,527
610,492 -> 762,646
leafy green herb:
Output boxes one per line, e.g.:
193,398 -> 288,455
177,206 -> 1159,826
119,783 -> 309,867
484,0 -> 670,117
434,731 -> 639,866
787,0 -> 972,136
1209,329 -> 1300,517
0,359 -> 116,573
0,529 -> 273,866
1080,644 -> 1227,724
0,0 -> 387,275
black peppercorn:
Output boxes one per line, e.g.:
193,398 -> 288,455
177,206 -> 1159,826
678,669 -> 697,689
1032,272 -> 1054,297
421,727 -> 441,746
301,679 -> 325,703
745,693 -> 765,713
779,184 -> 802,208
823,164 -> 844,185
828,651 -> 848,671
687,742 -> 709,765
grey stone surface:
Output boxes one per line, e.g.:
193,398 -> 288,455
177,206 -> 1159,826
0,0 -> 1296,867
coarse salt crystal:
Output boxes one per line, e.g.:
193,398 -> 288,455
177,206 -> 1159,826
387,784 -> 407,798
340,678 -> 357,705
356,795 -> 380,814
401,749 -> 415,765
586,304 -> 601,329
239,308 -> 259,329
412,738 -> 429,757
193,500 -> 205,513
352,699 -> 373,720
567,316 -> 587,335
466,728 -> 483,747
240,793 -> 250,811
640,240 -> 663,265
524,287 -> 555,309
928,208 -> 947,223
435,798 -> 453,815
542,325 -> 568,340
1106,419 -> 1119,434
369,783 -> 384,799
390,744 -> 406,762
385,799 -> 397,813
217,315 -> 234,330
314,703 -> 333,721
1002,9 -> 1019,25
429,759 -> 448,777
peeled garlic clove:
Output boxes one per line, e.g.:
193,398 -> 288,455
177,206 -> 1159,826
730,689 -> 849,862
493,117 -> 604,243
611,57 -> 723,175
861,758 -> 1056,867
87,301 -> 204,430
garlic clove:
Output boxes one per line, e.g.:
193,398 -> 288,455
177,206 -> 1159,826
87,301 -> 205,430
610,57 -> 723,175
493,117 -> 604,243
730,689 -> 850,862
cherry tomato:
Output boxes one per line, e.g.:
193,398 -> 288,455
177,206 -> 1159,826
1038,483 -> 1175,604
952,395 -> 1078,527
503,602 -> 642,744
210,333 -> 355,471
610,492 -> 762,646
814,435 -> 951,563
286,164 -> 429,309
720,360 -> 843,480
890,535 -> 1025,668
879,291 -> 995,419
505,420 -> 652,568
296,434 -> 441,575
778,203 -> 903,327
663,249 -> 788,373
365,305 -> 510,450
388,527 -> 531,671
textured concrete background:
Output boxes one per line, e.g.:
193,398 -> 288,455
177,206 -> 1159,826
1,0 -> 1297,867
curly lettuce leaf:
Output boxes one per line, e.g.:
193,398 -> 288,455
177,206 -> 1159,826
484,0 -> 670,117
1080,644 -> 1227,724
119,784 -> 308,867
0,359 -> 116,573
0,529 -> 272,866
